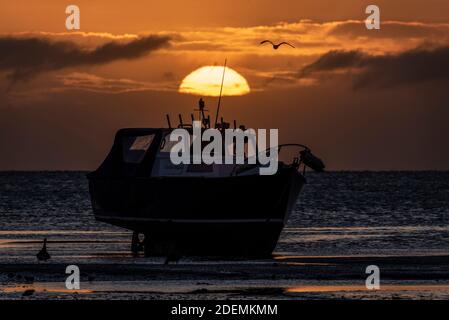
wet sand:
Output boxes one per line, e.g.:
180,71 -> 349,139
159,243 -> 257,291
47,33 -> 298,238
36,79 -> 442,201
1,254 -> 449,299
1,172 -> 449,299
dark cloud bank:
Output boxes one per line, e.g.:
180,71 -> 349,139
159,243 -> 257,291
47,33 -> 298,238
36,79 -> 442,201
0,35 -> 170,82
300,45 -> 449,89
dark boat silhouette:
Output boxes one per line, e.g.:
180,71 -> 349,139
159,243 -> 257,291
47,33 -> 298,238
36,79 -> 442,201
88,62 -> 323,257
87,104 -> 324,257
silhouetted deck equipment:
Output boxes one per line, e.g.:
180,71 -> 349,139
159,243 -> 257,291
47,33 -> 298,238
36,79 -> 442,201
87,100 -> 324,257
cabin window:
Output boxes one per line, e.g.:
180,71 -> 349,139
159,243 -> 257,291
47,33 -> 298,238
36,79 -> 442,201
122,134 -> 155,164
160,133 -> 189,153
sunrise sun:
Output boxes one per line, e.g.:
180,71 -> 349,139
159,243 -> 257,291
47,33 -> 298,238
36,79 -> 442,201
179,66 -> 250,97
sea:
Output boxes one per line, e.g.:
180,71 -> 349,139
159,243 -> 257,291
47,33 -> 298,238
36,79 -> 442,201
1,171 -> 449,299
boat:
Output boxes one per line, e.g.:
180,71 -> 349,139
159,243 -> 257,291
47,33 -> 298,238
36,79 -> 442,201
87,99 -> 324,257
88,62 -> 324,257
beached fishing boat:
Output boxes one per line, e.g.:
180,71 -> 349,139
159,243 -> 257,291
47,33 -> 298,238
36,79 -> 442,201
88,60 -> 323,257
87,102 -> 324,257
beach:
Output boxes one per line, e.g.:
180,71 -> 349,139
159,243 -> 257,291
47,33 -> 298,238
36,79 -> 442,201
1,171 -> 448,299
2,255 -> 449,299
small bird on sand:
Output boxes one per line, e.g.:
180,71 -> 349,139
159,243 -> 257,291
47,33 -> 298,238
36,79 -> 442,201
36,238 -> 51,261
260,40 -> 295,50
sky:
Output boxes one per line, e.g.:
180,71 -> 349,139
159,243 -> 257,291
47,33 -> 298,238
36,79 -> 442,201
1,0 -> 449,170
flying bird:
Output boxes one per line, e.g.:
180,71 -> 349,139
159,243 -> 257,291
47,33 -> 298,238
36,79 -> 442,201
260,40 -> 295,50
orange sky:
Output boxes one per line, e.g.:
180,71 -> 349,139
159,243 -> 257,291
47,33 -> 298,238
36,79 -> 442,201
1,0 -> 449,170
2,0 -> 449,32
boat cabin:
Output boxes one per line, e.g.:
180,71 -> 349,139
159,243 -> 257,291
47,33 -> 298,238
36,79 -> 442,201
90,128 -> 263,179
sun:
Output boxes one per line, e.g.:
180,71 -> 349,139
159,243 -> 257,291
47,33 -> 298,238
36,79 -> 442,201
179,66 -> 250,97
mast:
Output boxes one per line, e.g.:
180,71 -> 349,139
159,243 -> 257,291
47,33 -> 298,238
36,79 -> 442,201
214,58 -> 227,128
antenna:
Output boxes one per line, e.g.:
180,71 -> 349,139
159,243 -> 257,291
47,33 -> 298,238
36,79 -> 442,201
214,58 -> 227,128
166,114 -> 172,129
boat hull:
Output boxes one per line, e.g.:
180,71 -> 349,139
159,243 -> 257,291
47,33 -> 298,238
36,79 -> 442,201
88,167 -> 305,256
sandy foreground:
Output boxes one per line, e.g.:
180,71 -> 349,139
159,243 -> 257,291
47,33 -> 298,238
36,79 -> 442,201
1,255 -> 449,299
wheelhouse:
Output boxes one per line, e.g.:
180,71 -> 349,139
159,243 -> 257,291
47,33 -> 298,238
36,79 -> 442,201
89,128 -> 262,179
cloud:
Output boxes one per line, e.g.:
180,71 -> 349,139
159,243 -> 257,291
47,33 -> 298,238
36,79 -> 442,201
0,35 -> 171,82
3,19 -> 449,93
299,44 -> 449,89
300,50 -> 365,76
56,72 -> 177,94
7,31 -> 140,40
328,21 -> 449,40
169,20 -> 449,56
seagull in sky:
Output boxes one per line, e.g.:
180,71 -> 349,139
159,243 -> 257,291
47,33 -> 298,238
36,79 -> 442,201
260,40 -> 295,50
